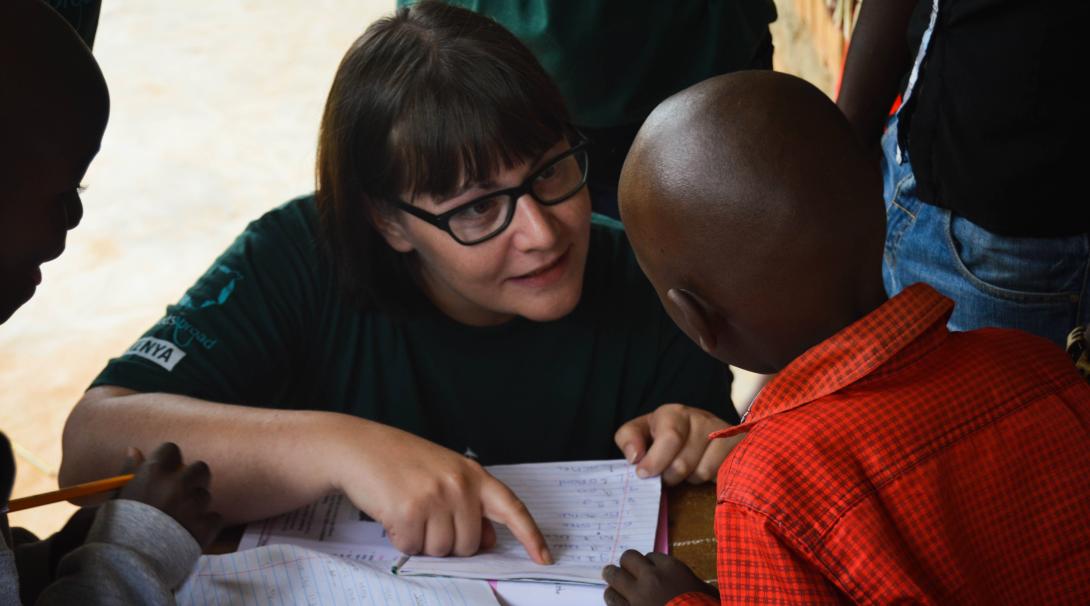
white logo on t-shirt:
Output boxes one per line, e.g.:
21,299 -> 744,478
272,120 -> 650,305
124,337 -> 187,371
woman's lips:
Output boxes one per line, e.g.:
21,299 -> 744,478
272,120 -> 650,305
508,248 -> 570,287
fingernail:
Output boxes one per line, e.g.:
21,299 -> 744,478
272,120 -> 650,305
540,547 -> 553,565
636,467 -> 650,479
625,446 -> 637,464
125,446 -> 138,458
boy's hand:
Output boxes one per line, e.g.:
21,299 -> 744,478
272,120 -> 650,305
615,404 -> 741,485
602,550 -> 718,606
117,442 -> 222,548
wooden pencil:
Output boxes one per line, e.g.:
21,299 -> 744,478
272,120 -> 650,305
6,473 -> 135,512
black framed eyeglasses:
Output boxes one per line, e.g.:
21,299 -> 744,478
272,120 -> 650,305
391,137 -> 589,245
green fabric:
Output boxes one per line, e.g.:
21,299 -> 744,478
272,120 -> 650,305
402,0 -> 776,127
92,196 -> 734,464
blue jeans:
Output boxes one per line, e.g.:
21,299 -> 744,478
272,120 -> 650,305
881,116 -> 1090,347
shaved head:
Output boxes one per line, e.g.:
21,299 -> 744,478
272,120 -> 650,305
0,0 -> 109,323
620,71 -> 886,373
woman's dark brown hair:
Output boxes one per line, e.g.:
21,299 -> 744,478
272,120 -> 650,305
315,1 -> 570,312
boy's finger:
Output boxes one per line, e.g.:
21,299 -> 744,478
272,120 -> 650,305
117,446 -> 144,475
180,460 -> 212,488
192,511 -> 223,548
619,549 -> 653,574
602,564 -> 637,591
645,551 -> 675,566
186,486 -> 213,511
149,442 -> 183,470
614,415 -> 651,464
482,479 -> 551,564
602,586 -> 631,606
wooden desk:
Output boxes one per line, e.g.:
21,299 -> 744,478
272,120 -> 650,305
209,482 -> 720,579
666,482 -> 718,583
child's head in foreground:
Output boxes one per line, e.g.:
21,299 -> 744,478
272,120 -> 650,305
0,0 -> 109,324
619,71 -> 886,374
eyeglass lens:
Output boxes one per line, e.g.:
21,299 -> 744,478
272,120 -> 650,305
448,150 -> 586,243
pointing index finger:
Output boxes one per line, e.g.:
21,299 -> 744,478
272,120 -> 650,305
481,478 -> 553,565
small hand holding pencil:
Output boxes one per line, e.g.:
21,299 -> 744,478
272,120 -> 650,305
3,440 -> 223,603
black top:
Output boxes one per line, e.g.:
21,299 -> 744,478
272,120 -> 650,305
899,0 -> 1089,237
93,196 -> 735,465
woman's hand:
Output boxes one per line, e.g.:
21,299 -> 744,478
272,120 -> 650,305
614,403 -> 741,485
328,421 -> 552,564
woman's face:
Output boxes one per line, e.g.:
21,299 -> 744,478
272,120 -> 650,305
380,140 -> 592,326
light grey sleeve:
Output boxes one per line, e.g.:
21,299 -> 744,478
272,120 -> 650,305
34,499 -> 199,606
1,541 -> 21,606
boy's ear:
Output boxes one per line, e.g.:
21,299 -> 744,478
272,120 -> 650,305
666,288 -> 720,355
371,208 -> 415,253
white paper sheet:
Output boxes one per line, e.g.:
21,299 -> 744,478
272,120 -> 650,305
492,580 -> 605,606
397,460 -> 661,584
238,493 -> 403,564
176,544 -> 499,606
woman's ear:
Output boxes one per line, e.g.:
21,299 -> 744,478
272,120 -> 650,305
371,208 -> 415,253
666,288 -> 721,356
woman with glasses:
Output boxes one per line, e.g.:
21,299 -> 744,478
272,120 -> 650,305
59,2 -> 737,562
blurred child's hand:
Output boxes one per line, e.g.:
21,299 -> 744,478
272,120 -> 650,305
117,442 -> 222,548
614,404 -> 741,485
602,550 -> 718,606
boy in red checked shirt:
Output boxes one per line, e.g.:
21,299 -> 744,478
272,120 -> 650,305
602,71 -> 1090,605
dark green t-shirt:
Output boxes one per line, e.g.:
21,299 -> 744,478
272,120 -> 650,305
93,196 -> 734,464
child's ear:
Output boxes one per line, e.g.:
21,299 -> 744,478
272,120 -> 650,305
666,288 -> 720,355
371,208 -> 415,253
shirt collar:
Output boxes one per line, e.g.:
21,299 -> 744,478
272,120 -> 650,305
712,283 -> 953,439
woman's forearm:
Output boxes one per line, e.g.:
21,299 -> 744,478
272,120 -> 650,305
61,386 -> 550,561
60,386 -> 366,524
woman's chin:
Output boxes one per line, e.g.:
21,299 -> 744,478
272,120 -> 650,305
516,284 -> 583,323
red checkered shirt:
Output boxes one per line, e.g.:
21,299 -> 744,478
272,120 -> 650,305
668,284 -> 1090,605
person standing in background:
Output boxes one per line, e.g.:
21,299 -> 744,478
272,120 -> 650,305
409,0 -> 778,219
837,0 -> 1090,347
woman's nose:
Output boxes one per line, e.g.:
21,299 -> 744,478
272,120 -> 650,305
509,193 -> 559,251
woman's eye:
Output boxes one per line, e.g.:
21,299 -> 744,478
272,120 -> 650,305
535,164 -> 559,181
469,199 -> 498,215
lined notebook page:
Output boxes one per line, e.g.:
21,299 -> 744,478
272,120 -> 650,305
398,460 -> 661,584
238,493 -> 403,564
176,544 -> 499,606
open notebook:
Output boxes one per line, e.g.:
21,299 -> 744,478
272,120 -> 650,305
188,460 -> 665,604
176,544 -> 499,606
394,460 -> 662,583
239,460 -> 662,584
